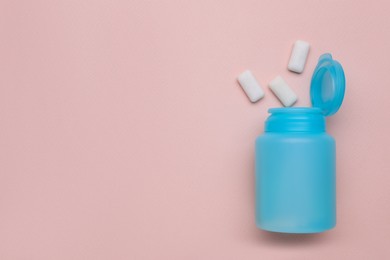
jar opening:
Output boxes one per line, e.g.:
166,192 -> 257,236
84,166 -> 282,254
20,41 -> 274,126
268,107 -> 323,115
265,107 -> 326,132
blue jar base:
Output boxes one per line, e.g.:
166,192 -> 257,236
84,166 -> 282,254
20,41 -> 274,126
257,223 -> 336,234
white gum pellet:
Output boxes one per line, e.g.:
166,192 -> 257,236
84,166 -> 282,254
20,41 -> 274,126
268,76 -> 298,107
237,70 -> 265,103
288,40 -> 310,73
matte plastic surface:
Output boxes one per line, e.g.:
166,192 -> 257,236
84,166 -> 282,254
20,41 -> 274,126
311,54 -> 346,116
255,53 -> 345,233
256,108 -> 336,233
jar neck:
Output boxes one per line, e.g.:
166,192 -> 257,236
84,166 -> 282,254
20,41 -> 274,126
265,107 -> 326,133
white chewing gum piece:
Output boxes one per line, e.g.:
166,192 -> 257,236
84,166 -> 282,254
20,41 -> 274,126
288,40 -> 310,74
237,70 -> 265,103
268,76 -> 298,107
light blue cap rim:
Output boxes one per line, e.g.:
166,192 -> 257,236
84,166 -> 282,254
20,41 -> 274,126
310,53 -> 345,116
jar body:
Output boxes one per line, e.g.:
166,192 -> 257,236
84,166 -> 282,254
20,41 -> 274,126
255,108 -> 336,233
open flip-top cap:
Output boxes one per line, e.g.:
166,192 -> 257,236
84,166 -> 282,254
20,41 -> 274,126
310,53 -> 345,116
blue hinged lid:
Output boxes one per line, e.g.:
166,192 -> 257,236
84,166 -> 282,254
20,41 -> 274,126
310,53 -> 345,116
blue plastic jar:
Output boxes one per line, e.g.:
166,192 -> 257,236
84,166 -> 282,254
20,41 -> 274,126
255,54 -> 345,233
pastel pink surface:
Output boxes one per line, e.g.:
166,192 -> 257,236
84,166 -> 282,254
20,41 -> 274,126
1,1 -> 390,259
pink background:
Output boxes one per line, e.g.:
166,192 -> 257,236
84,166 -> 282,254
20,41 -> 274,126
1,1 -> 390,259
